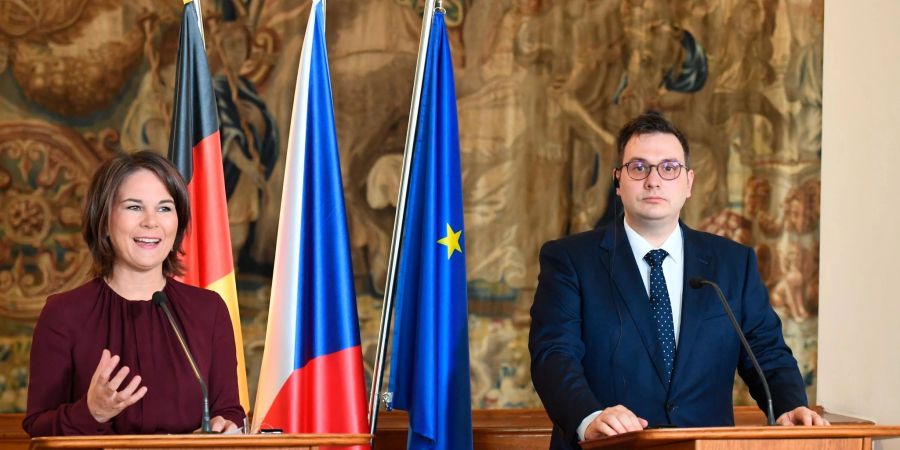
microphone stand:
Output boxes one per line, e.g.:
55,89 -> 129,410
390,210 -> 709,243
689,278 -> 776,426
153,292 -> 213,433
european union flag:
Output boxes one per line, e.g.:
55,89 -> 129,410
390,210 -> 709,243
388,11 -> 473,450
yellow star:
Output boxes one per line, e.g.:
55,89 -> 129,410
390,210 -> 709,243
436,223 -> 463,259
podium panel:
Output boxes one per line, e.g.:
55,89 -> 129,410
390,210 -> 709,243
580,425 -> 900,450
28,433 -> 371,450
0,408 -> 893,450
694,438 -> 864,450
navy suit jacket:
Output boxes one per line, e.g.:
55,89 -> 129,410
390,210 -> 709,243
529,220 -> 807,449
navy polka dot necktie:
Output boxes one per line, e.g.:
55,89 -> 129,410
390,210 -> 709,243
644,249 -> 676,385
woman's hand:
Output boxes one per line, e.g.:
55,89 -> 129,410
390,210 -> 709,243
196,416 -> 240,433
86,349 -> 148,423
208,416 -> 240,433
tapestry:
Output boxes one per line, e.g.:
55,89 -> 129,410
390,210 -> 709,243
0,0 -> 822,413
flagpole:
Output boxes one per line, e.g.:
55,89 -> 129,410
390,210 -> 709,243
192,0 -> 206,44
368,0 -> 438,442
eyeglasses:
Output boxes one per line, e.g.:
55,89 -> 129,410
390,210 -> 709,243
619,160 -> 687,181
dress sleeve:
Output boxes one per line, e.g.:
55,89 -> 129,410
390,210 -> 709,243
22,297 -> 113,436
206,296 -> 246,427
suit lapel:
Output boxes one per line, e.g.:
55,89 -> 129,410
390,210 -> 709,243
598,220 -> 669,388
671,224 -> 717,390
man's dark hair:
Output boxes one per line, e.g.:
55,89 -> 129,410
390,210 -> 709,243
82,150 -> 191,278
616,111 -> 690,166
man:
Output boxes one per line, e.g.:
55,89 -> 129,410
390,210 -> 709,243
529,112 -> 827,449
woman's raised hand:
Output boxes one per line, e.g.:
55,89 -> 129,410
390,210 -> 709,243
86,349 -> 148,423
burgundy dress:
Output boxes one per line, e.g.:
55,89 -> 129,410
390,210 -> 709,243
23,278 -> 245,436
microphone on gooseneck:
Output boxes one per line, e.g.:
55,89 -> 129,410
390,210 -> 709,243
151,291 -> 213,433
688,277 -> 776,426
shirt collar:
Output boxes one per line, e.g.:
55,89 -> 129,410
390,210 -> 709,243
623,218 -> 684,264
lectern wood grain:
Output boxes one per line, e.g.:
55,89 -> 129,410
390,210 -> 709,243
0,407 -> 886,450
580,425 -> 900,450
28,433 -> 371,449
695,438 -> 866,450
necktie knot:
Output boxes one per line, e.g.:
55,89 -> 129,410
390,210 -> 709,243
644,249 -> 669,268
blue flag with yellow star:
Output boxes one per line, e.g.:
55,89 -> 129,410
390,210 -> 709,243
387,11 -> 473,450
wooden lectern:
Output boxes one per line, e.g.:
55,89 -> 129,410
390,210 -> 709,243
580,425 -> 900,450
28,433 -> 371,450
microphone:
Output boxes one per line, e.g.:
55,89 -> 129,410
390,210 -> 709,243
152,291 -> 213,433
688,277 -> 776,426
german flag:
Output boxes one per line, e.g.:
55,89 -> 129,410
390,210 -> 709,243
167,0 -> 249,413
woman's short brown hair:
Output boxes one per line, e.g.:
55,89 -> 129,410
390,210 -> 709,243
82,151 -> 191,278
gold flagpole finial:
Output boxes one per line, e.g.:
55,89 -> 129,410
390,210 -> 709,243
183,0 -> 192,4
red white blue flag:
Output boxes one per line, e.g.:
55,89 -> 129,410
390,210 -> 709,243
251,0 -> 368,443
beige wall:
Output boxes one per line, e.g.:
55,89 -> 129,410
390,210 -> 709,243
819,0 -> 900,447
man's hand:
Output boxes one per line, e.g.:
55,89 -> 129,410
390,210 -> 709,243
86,349 -> 148,423
584,404 -> 649,439
776,406 -> 831,426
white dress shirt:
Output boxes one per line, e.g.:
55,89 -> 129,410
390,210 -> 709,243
577,219 -> 685,440
622,218 -> 684,345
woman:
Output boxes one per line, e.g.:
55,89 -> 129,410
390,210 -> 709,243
23,151 -> 245,436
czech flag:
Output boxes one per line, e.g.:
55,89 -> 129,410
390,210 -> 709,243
251,0 -> 368,444
167,0 -> 249,412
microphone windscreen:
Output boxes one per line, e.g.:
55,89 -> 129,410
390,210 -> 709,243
688,277 -> 705,289
151,291 -> 168,307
